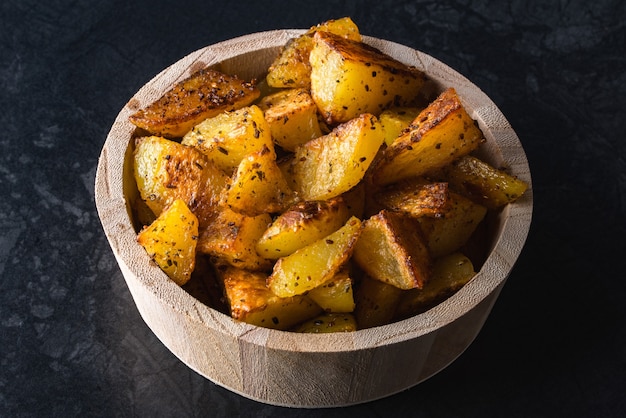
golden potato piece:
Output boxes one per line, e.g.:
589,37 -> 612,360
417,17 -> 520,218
219,266 -> 322,330
221,145 -> 295,216
129,68 -> 259,138
197,208 -> 272,271
182,105 -> 274,173
137,199 -> 198,286
310,31 -> 425,124
288,113 -> 385,201
372,88 -> 484,186
266,17 -> 361,89
353,210 -> 431,290
307,268 -> 355,313
294,313 -> 357,333
417,192 -> 487,258
256,197 -> 351,259
267,216 -> 362,298
133,136 -> 229,226
395,252 -> 476,319
258,88 -> 323,151
374,178 -> 451,218
354,275 -> 404,329
438,155 -> 529,209
379,107 -> 423,145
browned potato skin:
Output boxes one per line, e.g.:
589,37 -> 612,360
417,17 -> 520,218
372,88 -> 484,186
197,208 -> 273,272
133,136 -> 229,228
374,178 -> 451,218
218,266 -> 322,330
129,69 -> 260,138
437,155 -> 529,209
353,210 -> 431,290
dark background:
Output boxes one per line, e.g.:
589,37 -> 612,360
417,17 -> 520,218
1,0 -> 624,416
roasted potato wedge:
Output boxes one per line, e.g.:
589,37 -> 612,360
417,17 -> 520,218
256,197 -> 351,259
310,31 -> 425,124
197,208 -> 272,271
288,113 -> 384,201
267,216 -> 362,298
182,105 -> 274,173
353,210 -> 431,290
137,199 -> 198,286
258,88 -> 323,151
294,313 -> 357,333
395,252 -> 476,319
374,178 -> 451,218
307,268 -> 355,313
266,17 -> 361,89
219,266 -> 322,330
417,192 -> 487,258
354,274 -> 404,329
133,136 -> 229,226
437,155 -> 529,209
372,88 -> 484,186
129,68 -> 259,138
221,145 -> 295,216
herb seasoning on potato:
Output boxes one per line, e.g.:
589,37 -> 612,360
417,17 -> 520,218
131,18 -> 528,332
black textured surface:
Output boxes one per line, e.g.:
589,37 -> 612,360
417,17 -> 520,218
1,1 -> 625,416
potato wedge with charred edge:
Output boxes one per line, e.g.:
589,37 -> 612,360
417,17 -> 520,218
197,208 -> 273,271
353,210 -> 431,290
310,31 -> 426,125
374,178 -> 451,218
221,145 -> 296,216
129,68 -> 259,138
267,216 -> 362,298
416,192 -> 487,258
372,88 -> 484,186
394,252 -> 476,320
137,199 -> 198,286
219,266 -> 322,330
288,113 -> 384,201
133,136 -> 229,226
182,105 -> 274,173
256,197 -> 351,259
258,88 -> 324,152
354,274 -> 404,329
307,268 -> 355,313
266,17 -> 361,89
294,313 -> 357,333
436,155 -> 529,209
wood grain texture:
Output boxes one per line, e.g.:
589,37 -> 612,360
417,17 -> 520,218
95,30 -> 532,408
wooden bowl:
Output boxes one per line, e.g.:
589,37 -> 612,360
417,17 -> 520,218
95,30 -> 532,408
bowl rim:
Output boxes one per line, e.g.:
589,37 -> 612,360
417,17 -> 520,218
95,29 -> 533,354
